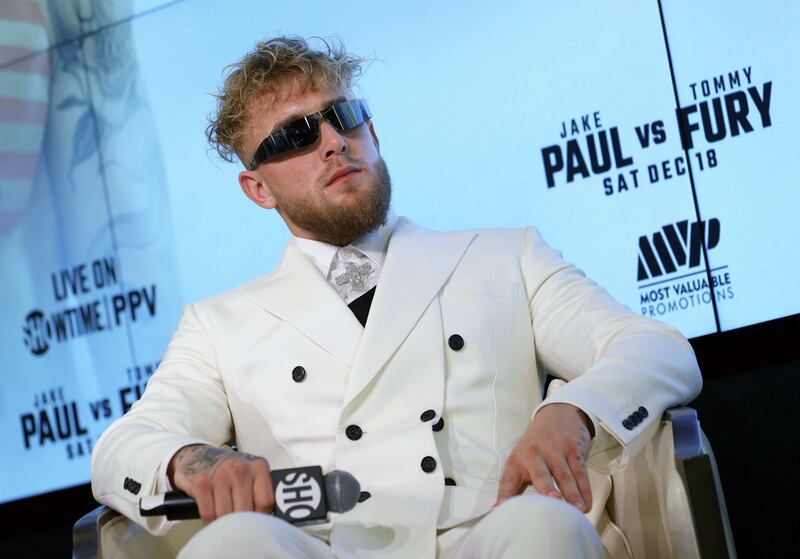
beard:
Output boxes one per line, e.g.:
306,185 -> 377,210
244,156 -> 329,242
275,156 -> 392,246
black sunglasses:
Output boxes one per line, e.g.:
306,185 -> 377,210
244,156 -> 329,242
248,98 -> 372,169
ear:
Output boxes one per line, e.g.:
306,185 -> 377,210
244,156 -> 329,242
239,170 -> 277,209
367,121 -> 380,151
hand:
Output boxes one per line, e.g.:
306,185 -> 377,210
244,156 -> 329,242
496,403 -> 594,512
167,444 -> 273,523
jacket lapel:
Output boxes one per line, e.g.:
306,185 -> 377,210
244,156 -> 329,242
342,219 -> 477,407
237,241 -> 364,366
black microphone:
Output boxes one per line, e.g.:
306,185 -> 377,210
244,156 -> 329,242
139,466 -> 360,525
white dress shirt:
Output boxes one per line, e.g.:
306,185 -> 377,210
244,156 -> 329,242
292,213 -> 398,304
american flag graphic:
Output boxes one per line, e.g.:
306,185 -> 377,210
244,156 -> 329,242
0,0 -> 49,236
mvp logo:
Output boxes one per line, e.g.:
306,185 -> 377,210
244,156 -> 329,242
637,219 -> 720,281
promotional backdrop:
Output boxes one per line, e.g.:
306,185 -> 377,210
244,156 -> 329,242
1,0 -> 797,504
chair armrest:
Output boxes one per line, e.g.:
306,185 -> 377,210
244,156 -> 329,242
666,407 -> 736,559
73,503 -> 202,558
72,505 -> 120,559
666,407 -> 703,459
607,406 -> 736,559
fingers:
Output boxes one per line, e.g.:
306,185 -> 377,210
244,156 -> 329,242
228,460 -> 255,513
213,481 -> 234,519
495,404 -> 595,513
501,451 -> 591,513
252,459 -> 275,514
541,453 -> 587,512
496,462 -> 527,506
567,449 -> 593,511
527,454 -> 563,502
181,453 -> 272,522
189,473 -> 216,524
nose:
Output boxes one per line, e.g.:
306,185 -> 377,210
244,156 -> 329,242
319,120 -> 348,159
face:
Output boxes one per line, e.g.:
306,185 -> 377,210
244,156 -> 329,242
238,82 -> 391,246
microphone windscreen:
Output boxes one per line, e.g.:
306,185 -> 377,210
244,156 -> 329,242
324,470 -> 361,513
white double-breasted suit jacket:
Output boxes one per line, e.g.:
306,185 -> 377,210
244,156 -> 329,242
92,217 -> 702,558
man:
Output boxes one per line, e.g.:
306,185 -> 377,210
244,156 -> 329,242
91,37 -> 702,558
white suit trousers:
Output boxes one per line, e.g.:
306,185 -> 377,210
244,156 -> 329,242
177,494 -> 604,559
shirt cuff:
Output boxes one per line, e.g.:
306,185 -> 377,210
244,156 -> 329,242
156,455 -> 173,494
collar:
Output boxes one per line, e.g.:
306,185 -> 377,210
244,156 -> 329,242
291,212 -> 399,278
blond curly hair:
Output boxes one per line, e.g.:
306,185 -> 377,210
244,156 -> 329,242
206,36 -> 365,166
